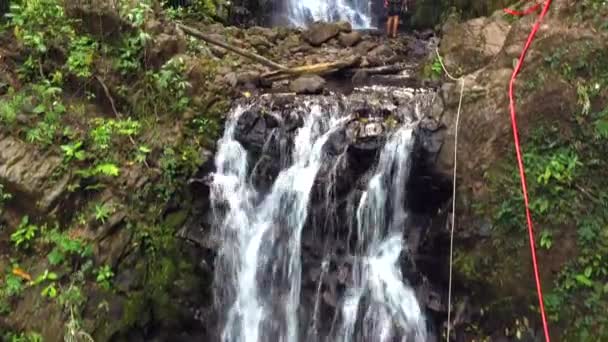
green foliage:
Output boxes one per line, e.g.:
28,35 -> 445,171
89,117 -> 141,151
539,230 -> 553,250
95,265 -> 114,290
422,54 -> 444,80
94,202 -> 114,223
0,183 -> 11,209
163,0 -> 225,21
115,1 -> 152,75
8,0 -> 74,54
131,57 -> 192,117
11,216 -> 39,250
0,88 -> 27,124
484,43 -> 608,336
32,269 -> 59,299
66,36 -> 98,78
44,228 -> 93,266
25,78 -> 66,146
60,141 -> 86,162
2,331 -> 43,342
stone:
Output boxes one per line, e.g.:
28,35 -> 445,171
0,134 -> 70,213
338,31 -> 362,47
247,26 -> 279,43
289,75 -> 326,94
237,71 -> 261,87
336,20 -> 353,33
301,22 -> 342,46
354,40 -> 378,55
148,33 -> 187,68
64,0 -> 131,39
247,34 -> 273,51
366,44 -> 396,66
439,16 -> 511,74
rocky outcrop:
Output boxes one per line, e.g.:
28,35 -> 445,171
0,134 -> 70,214
301,21 -> 354,46
338,31 -> 362,47
430,1 -> 608,339
439,13 -> 511,75
290,75 -> 326,94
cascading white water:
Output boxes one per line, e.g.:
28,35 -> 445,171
211,96 -> 428,342
211,102 -> 346,342
286,0 -> 372,28
335,126 -> 427,342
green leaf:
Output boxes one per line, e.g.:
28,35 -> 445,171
94,163 -> 120,177
595,119 -> 608,138
47,247 -> 65,266
33,104 -> 46,114
575,274 -> 593,287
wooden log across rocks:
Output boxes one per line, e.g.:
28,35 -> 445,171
177,23 -> 408,85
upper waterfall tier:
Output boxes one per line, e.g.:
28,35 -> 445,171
285,0 -> 373,28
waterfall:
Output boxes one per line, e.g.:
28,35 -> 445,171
210,93 -> 428,342
334,126 -> 427,342
285,0 -> 372,28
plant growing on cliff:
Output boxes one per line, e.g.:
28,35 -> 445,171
61,141 -> 86,162
66,36 -> 98,78
2,331 -> 43,342
94,203 -> 114,223
7,0 -> 74,53
45,228 -> 93,266
95,265 -> 114,290
11,216 -> 39,250
0,184 -> 11,206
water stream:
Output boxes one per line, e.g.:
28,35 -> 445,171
285,0 -> 372,28
210,90 -> 430,342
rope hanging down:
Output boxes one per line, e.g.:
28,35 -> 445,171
505,0 -> 553,341
433,48 -> 464,342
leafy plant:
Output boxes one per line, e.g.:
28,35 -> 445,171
539,230 -> 553,250
133,57 -> 191,116
0,88 -> 27,124
7,0 -> 74,54
45,228 -> 93,266
32,269 -> 59,299
89,118 -> 141,151
60,141 -> 87,162
94,203 -> 114,223
66,36 -> 98,78
0,184 -> 11,207
2,331 -> 43,342
135,145 -> 151,164
11,216 -> 39,250
95,265 -> 114,290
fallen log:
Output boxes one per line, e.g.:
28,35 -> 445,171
177,23 -> 288,71
342,64 -> 409,76
261,56 -> 361,82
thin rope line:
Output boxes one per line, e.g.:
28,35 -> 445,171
434,48 -> 464,342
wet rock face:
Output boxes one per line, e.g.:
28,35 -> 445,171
185,87 -> 452,340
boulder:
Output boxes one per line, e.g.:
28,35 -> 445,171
366,44 -> 396,66
301,22 -> 342,46
247,26 -> 279,43
0,134 -> 70,213
339,31 -> 362,47
439,16 -> 511,75
354,40 -> 378,55
148,33 -> 187,68
289,75 -> 326,94
336,21 -> 353,33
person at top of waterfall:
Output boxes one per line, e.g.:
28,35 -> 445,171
384,0 -> 406,38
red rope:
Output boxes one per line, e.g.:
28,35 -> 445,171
505,0 -> 552,341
